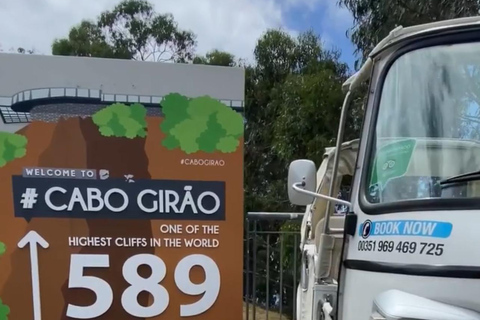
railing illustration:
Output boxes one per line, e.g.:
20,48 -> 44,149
0,87 -> 245,124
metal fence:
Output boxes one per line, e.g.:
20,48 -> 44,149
244,212 -> 304,320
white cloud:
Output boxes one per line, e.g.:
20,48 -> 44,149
158,0 -> 286,62
0,0 -> 291,62
0,0 -> 355,65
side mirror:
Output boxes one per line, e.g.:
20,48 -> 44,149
288,160 -> 317,206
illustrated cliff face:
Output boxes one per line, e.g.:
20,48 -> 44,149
0,93 -> 245,320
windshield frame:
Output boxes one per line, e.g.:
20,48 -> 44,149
359,27 -> 480,215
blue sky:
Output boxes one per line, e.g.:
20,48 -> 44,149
0,0 -> 358,71
283,0 -> 358,70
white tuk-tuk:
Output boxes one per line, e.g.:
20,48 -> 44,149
290,16 -> 480,320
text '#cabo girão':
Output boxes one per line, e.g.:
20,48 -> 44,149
12,176 -> 226,221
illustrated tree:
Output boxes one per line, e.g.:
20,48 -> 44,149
52,0 -> 197,62
0,132 -> 28,167
0,242 -> 9,320
92,103 -> 148,138
160,93 -> 244,154
0,298 -> 9,320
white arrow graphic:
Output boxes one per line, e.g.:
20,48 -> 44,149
18,231 -> 49,320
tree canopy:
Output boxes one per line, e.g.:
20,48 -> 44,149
52,21 -> 127,59
244,29 -> 356,213
339,0 -> 480,68
52,0 -> 196,62
241,29 -> 360,316
193,49 -> 238,67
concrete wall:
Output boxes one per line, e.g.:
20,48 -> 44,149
0,53 -> 244,101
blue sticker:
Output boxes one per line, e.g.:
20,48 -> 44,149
359,219 -> 452,239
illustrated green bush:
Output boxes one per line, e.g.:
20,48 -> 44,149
0,298 -> 8,320
0,242 -> 9,320
92,103 -> 147,139
0,132 -> 27,168
0,300 -> 5,319
160,93 -> 244,154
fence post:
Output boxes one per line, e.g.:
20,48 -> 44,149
252,220 -> 257,320
244,212 -> 304,320
245,217 -> 250,320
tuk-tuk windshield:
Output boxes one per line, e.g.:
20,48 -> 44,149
366,42 -> 480,204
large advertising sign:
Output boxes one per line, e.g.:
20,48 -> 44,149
0,53 -> 244,319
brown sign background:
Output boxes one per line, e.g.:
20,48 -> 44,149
0,78 -> 244,318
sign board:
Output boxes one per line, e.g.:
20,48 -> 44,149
0,53 -> 244,319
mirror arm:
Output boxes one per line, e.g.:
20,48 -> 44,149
292,182 -> 352,207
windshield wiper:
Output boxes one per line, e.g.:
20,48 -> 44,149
439,170 -> 480,186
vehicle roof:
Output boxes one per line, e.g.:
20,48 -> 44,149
343,16 -> 480,92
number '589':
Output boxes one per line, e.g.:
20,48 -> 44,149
66,253 -> 220,319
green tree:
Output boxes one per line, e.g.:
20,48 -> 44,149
0,132 -> 28,167
243,29 -> 358,319
244,29 -> 354,215
338,0 -> 480,68
193,49 -> 237,67
92,103 -> 148,139
52,0 -> 196,62
52,21 -> 126,58
160,94 -> 244,154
